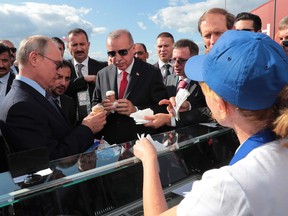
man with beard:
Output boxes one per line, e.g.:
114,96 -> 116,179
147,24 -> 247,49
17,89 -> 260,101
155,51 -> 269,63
49,60 -> 77,126
0,39 -> 18,75
0,43 -> 15,172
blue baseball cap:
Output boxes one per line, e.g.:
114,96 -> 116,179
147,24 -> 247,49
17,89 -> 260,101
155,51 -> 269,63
185,30 -> 288,110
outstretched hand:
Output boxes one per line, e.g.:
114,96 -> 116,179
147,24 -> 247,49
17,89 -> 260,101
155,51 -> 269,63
133,138 -> 157,163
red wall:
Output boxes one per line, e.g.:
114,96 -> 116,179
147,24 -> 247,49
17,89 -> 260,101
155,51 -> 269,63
251,0 -> 287,41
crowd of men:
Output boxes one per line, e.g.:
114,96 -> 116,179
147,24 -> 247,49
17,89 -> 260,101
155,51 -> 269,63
0,8 -> 287,173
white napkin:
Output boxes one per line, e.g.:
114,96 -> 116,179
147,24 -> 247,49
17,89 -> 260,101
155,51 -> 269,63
137,134 -> 166,152
174,88 -> 190,121
130,108 -> 154,124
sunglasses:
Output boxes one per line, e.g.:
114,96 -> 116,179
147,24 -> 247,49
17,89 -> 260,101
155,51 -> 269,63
107,44 -> 133,57
172,58 -> 188,65
38,53 -> 63,70
10,47 -> 17,53
237,28 -> 254,32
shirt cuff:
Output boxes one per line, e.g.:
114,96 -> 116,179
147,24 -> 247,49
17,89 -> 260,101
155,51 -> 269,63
170,116 -> 176,127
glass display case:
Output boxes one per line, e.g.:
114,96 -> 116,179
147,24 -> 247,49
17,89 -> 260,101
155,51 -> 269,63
0,124 -> 239,216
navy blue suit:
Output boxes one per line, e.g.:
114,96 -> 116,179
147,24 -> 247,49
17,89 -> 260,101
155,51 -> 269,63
0,80 -> 94,160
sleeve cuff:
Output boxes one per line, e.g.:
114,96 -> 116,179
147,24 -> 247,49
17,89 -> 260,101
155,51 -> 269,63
170,116 -> 176,127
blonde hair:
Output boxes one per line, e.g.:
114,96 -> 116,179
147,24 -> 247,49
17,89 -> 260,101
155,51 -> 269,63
273,86 -> 288,146
200,82 -> 288,146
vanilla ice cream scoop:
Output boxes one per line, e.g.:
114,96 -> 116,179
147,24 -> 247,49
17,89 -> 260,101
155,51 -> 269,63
106,90 -> 115,102
91,104 -> 105,115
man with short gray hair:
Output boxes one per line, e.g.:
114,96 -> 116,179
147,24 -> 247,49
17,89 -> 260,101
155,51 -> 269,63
0,35 -> 106,160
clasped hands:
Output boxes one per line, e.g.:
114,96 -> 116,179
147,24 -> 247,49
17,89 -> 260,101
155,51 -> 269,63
102,98 -> 137,116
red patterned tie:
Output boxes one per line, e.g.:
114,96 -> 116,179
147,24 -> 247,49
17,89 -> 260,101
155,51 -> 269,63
119,71 -> 128,99
177,79 -> 187,91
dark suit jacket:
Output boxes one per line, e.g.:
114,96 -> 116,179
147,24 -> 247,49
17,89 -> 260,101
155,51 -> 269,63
66,58 -> 108,122
60,94 -> 77,126
165,74 -> 211,128
5,72 -> 15,94
153,62 -> 160,69
66,58 -> 108,100
92,58 -> 168,144
0,72 -> 15,172
0,80 -> 95,161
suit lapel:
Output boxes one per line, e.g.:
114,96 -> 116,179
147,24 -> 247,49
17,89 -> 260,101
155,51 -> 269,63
6,72 -> 15,95
171,75 -> 178,88
107,66 -> 118,98
125,60 -> 142,98
187,81 -> 197,95
14,80 -> 70,127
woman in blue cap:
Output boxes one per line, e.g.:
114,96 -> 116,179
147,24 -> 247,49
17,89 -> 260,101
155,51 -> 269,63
133,30 -> 288,215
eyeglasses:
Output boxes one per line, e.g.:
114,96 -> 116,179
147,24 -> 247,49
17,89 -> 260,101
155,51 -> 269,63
134,51 -> 144,55
107,44 -> 133,57
38,53 -> 63,70
172,58 -> 189,65
10,47 -> 17,53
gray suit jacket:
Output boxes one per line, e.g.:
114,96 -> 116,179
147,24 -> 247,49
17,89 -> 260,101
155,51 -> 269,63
92,58 -> 168,144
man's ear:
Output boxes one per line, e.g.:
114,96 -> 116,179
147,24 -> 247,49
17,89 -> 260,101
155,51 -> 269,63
29,51 -> 39,68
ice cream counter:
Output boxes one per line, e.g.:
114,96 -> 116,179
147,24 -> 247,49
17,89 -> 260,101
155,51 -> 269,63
0,124 -> 239,216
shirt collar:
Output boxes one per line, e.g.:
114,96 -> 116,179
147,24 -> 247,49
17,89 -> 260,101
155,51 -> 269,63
0,72 -> 11,84
16,75 -> 46,97
73,57 -> 89,68
159,60 -> 173,69
229,129 -> 276,165
178,76 -> 191,83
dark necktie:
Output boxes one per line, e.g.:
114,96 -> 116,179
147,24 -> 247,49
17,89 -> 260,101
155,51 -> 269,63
177,79 -> 188,91
52,97 -> 61,108
163,64 -> 171,80
46,93 -> 64,118
77,64 -> 84,77
119,71 -> 128,99
75,63 -> 90,121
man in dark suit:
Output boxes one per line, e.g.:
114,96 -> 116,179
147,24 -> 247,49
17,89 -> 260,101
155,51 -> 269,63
65,28 -> 108,123
0,39 -> 18,75
144,39 -> 210,129
92,29 -> 168,144
49,60 -> 77,126
0,35 -> 107,161
0,43 -> 15,172
153,32 -> 174,82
